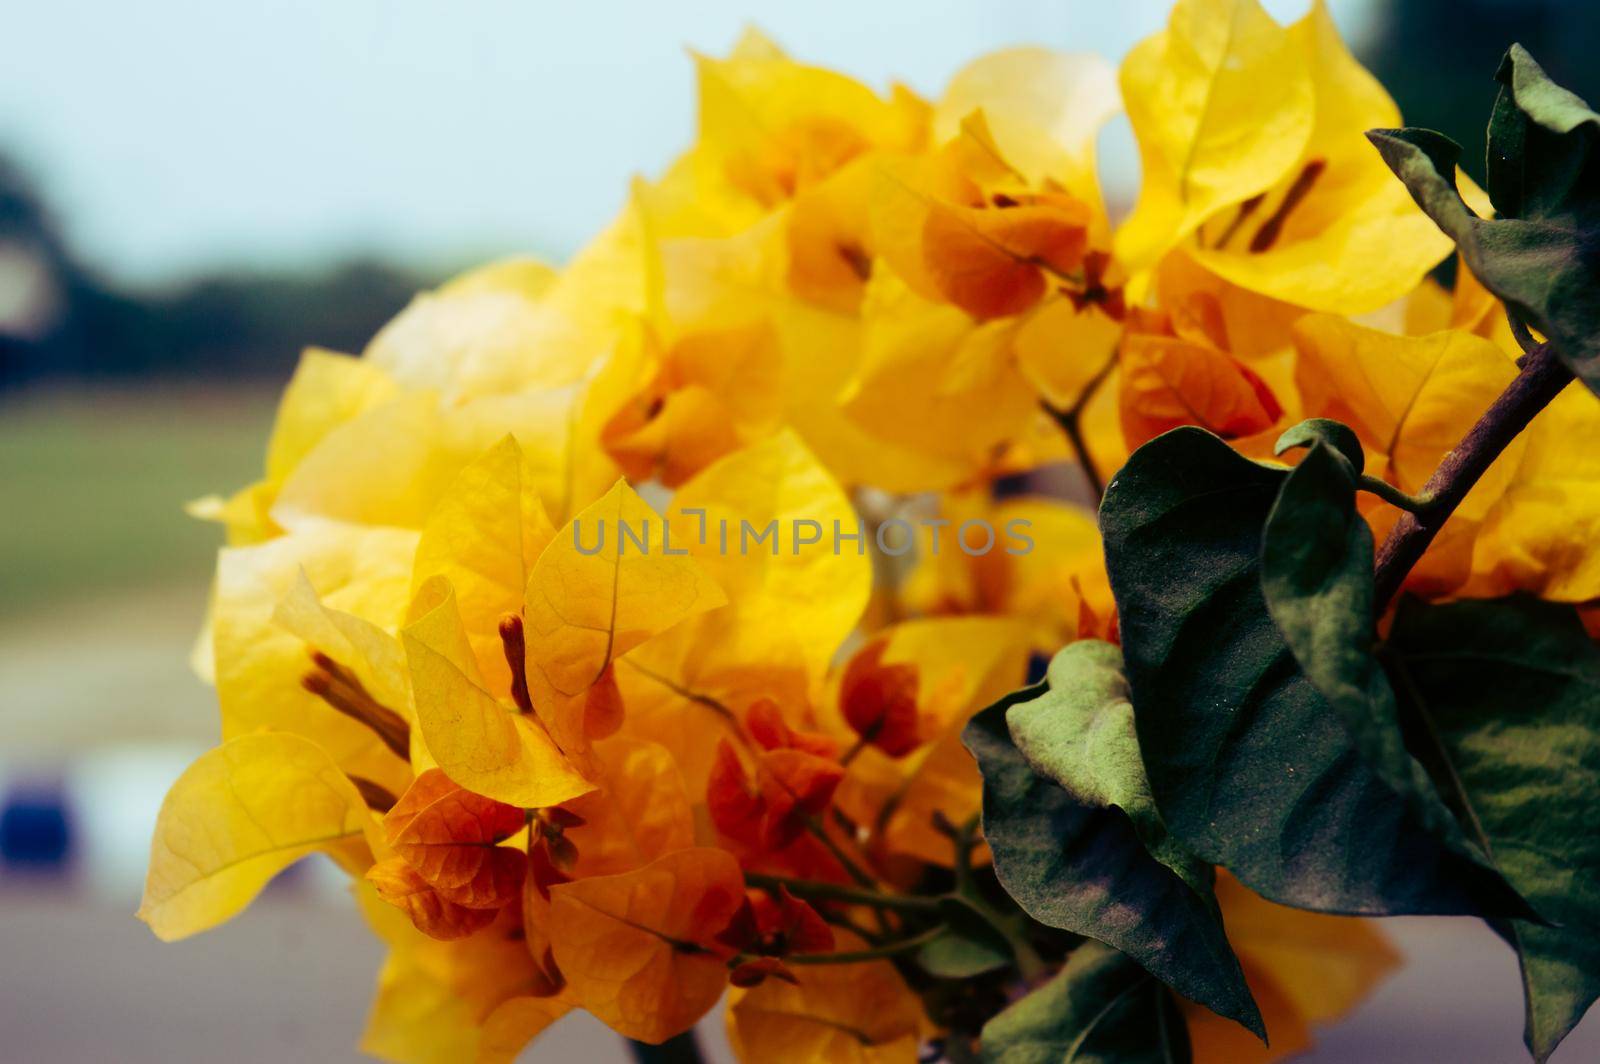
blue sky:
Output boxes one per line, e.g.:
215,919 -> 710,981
4,0 -> 1376,285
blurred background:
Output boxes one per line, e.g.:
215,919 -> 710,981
3,1 -> 1597,1060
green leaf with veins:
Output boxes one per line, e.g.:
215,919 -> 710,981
1260,424 -> 1493,869
1368,46 -> 1600,393
1100,425 -> 1529,917
979,941 -> 1191,1064
1007,641 -> 1206,896
964,676 -> 1263,1038
1386,596 -> 1600,1063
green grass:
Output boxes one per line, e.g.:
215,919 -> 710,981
0,385 -> 276,617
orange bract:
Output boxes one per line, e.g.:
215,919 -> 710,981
920,195 -> 1092,320
366,856 -> 500,941
840,639 -> 923,757
383,768 -> 527,911
549,848 -> 746,1043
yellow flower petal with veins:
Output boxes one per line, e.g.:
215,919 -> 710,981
412,436 -> 558,697
403,576 -> 593,808
215,523 -> 418,795
522,478 -> 727,757
726,936 -> 924,1064
192,348 -> 399,545
1116,0 -> 1314,273
1186,1 -> 1453,313
140,732 -> 381,941
1470,384 -> 1600,601
550,847 -> 745,1043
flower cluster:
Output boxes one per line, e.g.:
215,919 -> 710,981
142,0 -> 1600,1061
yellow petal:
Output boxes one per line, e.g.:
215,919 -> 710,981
1186,1 -> 1452,312
934,48 -> 1120,217
273,568 -> 411,716
412,436 -> 558,695
1470,384 -> 1600,601
1186,872 -> 1399,1061
1013,297 -> 1122,411
1293,316 -> 1519,512
139,732 -> 379,940
271,390 -> 574,532
523,478 -> 727,755
669,429 -> 870,682
191,349 -> 398,544
563,736 -> 697,877
358,885 -> 558,1064
265,348 -> 402,482
403,576 -> 593,808
549,847 -> 745,1043
215,523 -> 418,795
842,273 -> 1040,486
726,940 -> 924,1063
476,996 -> 570,1064
1115,0 -> 1314,272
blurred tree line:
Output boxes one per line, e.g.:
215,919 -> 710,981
0,155 -> 436,390
3,0 -> 1594,391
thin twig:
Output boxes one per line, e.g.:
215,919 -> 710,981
1372,342 -> 1571,610
1043,353 -> 1116,504
745,872 -> 943,914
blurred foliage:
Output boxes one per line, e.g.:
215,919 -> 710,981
1363,0 -> 1599,183
0,154 -> 437,388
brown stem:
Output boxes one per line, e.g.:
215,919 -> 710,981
1372,342 -> 1571,610
1044,353 -> 1116,505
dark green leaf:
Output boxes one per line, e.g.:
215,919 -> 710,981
964,677 -> 1262,1037
979,941 -> 1191,1064
918,897 -> 1015,978
1272,418 -> 1365,472
1260,436 -> 1490,866
1368,46 -> 1600,393
1387,596 -> 1600,1062
1100,426 -> 1528,917
1008,641 -> 1206,895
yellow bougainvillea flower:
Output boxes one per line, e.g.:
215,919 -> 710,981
1118,0 -> 1450,314
188,347 -> 400,545
1185,874 -> 1400,1063
601,321 -> 786,487
1468,383 -> 1600,602
932,48 -> 1120,223
366,186 -> 660,402
1293,314 -> 1520,595
140,732 -> 382,941
359,883 -> 567,1064
839,271 -> 1043,487
267,388 -> 577,533
522,477 -> 727,761
1117,307 -> 1285,452
558,736 -> 697,878
872,113 -> 1097,322
548,847 -> 746,1043
692,28 -> 928,219
403,576 -> 592,808
726,933 -> 925,1064
410,436 -> 557,699
214,522 -> 418,796
1116,0 -> 1313,275
617,430 -> 868,789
